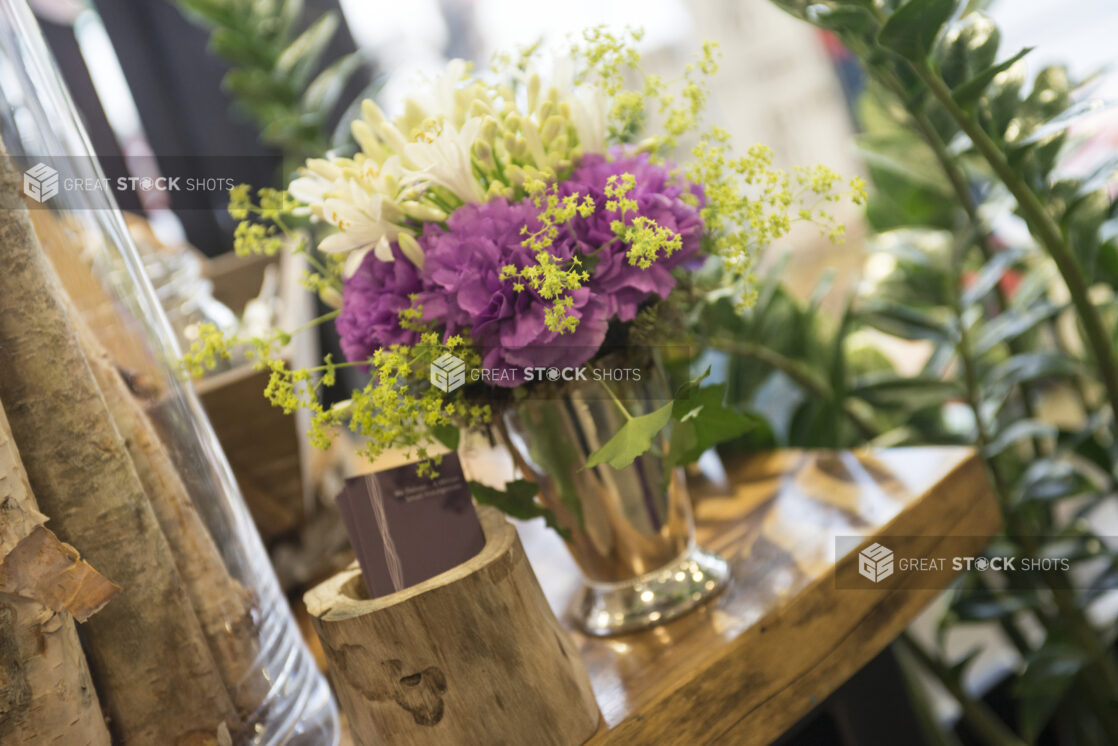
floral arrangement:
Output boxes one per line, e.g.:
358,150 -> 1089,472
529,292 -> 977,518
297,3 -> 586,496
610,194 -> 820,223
185,28 -> 864,489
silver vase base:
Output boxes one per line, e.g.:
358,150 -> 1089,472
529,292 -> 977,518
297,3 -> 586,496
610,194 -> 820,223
574,545 -> 731,637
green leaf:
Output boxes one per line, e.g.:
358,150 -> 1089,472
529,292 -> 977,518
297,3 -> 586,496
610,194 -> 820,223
584,402 -> 673,471
806,269 -> 837,316
952,47 -> 1033,107
259,114 -> 311,145
1074,153 -> 1118,198
864,169 -> 957,231
1015,640 -> 1086,742
175,0 -> 229,23
672,366 -> 712,405
722,412 -> 777,452
877,0 -> 957,61
1016,643 -> 1087,697
302,51 -> 363,114
1038,533 -> 1102,564
1065,188 -> 1112,274
1017,684 -> 1076,744
670,384 -> 757,466
1083,557 -> 1118,604
1064,418 -> 1116,475
974,301 -> 1064,354
805,5 -> 877,35
275,12 -> 339,84
857,134 -> 952,194
852,371 -> 961,410
858,299 -> 952,341
960,246 -> 1025,307
277,0 -> 305,40
209,26 -> 279,68
787,397 -> 842,448
223,68 -> 295,104
984,59 -> 1026,137
431,423 -> 460,452
828,297 -> 854,400
987,352 -> 1083,393
857,131 -> 955,230
467,480 -> 569,539
984,419 -> 1058,457
1015,459 -> 1090,504
1018,98 -> 1111,147
951,592 -> 1036,622
934,13 -> 1000,89
947,647 -> 983,680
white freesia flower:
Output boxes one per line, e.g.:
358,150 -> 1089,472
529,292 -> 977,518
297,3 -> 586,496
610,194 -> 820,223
288,158 -> 342,206
341,238 -> 388,279
400,59 -> 473,128
358,99 -> 410,158
317,189 -> 387,251
539,58 -> 608,157
292,156 -> 416,267
403,117 -> 486,204
286,53 -> 609,267
568,86 -> 607,157
312,182 -> 400,273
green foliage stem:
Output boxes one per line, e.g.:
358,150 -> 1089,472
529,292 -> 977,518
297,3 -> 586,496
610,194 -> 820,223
912,61 -> 1118,431
705,337 -> 880,439
897,633 -> 1027,746
171,0 -> 361,165
947,236 -> 1118,743
769,1 -> 1118,739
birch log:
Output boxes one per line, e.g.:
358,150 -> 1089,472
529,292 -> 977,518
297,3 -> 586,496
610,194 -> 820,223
73,313 -> 270,717
0,145 -> 239,744
305,507 -> 601,746
0,399 -> 114,746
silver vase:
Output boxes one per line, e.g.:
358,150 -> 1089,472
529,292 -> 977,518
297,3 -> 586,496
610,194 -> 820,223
501,361 -> 729,636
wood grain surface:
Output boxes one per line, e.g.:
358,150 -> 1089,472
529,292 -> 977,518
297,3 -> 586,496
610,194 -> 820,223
306,506 -> 601,746
508,447 -> 998,745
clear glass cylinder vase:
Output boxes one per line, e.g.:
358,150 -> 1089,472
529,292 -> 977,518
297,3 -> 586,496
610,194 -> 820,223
502,358 -> 730,636
0,1 -> 336,742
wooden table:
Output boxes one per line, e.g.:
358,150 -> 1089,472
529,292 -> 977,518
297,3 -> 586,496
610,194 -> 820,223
512,447 -> 999,746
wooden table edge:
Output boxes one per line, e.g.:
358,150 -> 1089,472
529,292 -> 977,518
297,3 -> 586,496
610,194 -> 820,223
588,450 -> 1000,745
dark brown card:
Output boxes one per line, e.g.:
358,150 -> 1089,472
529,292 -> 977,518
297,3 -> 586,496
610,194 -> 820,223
336,453 -> 485,599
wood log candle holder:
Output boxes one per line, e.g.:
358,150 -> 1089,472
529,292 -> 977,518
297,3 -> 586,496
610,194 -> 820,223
304,506 -> 601,746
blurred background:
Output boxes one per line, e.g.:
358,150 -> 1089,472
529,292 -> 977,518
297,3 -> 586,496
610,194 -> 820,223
28,0 -> 1118,272
22,1 -> 1118,742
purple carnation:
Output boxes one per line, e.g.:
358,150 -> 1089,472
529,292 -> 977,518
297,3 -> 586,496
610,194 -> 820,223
419,198 -> 608,385
336,243 -> 424,363
562,151 -> 706,321
335,153 -> 706,385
